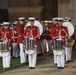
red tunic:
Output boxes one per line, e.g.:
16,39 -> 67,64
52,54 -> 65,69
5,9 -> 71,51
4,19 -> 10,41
50,24 -> 57,40
24,25 -> 40,45
12,29 -> 18,43
74,30 -> 76,38
55,25 -> 68,45
55,26 -> 68,39
0,29 -> 13,47
16,24 -> 24,43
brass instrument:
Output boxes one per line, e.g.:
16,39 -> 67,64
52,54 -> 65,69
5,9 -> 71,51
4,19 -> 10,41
65,37 -> 75,48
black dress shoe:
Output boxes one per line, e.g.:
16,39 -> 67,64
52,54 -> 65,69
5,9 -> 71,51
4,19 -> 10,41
29,67 -> 32,69
66,61 -> 69,62
57,67 -> 61,69
69,60 -> 73,62
54,63 -> 57,65
32,67 -> 35,69
61,67 -> 64,69
66,60 -> 73,62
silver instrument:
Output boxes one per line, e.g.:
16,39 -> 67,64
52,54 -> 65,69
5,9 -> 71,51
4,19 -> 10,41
52,40 -> 64,50
24,38 -> 36,54
0,32 -> 10,52
24,38 -> 35,50
0,42 -> 10,52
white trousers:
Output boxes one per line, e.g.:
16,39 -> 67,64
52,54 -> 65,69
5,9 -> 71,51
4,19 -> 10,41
2,52 -> 11,68
0,51 -> 2,57
65,47 -> 72,61
56,50 -> 65,67
0,42 -> 2,57
48,40 -> 52,53
41,39 -> 46,53
53,50 -> 57,64
28,48 -> 37,67
19,43 -> 26,63
37,41 -> 42,54
12,43 -> 19,57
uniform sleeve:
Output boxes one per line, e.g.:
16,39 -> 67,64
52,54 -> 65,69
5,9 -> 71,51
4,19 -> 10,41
0,30 -> 2,36
64,27 -> 69,37
24,26 -> 28,36
74,31 -> 76,38
17,25 -> 23,34
50,26 -> 56,37
16,25 -> 24,37
10,29 -> 13,38
37,27 -> 40,37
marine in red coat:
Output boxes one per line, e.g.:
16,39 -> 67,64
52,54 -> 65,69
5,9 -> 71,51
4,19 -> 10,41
24,17 -> 40,69
50,24 -> 57,40
0,22 -> 13,47
54,20 -> 68,45
16,19 -> 24,43
53,18 -> 69,69
12,25 -> 18,43
50,18 -> 58,40
16,17 -> 26,63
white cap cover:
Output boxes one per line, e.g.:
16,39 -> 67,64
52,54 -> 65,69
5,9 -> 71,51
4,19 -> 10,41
28,17 -> 36,21
3,22 -> 10,25
18,17 -> 25,21
13,21 -> 19,25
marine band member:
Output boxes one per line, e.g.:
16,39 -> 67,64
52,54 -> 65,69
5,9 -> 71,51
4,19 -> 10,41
55,18 -> 68,69
24,17 -> 40,69
12,21 -> 19,58
0,22 -> 12,68
16,17 -> 26,63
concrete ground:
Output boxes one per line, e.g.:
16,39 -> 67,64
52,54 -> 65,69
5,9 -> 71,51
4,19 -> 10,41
0,51 -> 76,75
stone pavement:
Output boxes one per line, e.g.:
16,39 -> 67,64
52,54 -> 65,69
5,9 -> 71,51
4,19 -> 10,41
0,53 -> 76,75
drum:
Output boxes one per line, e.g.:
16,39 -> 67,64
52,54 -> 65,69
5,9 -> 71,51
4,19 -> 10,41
52,40 -> 64,50
0,42 -> 10,52
24,38 -> 36,50
63,22 -> 74,37
24,38 -> 36,54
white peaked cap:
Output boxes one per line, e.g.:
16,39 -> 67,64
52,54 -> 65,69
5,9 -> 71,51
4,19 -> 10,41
64,17 -> 69,19
45,20 -> 48,23
68,18 -> 71,20
52,17 -> 64,20
52,17 -> 58,21
28,17 -> 36,21
18,17 -> 25,21
3,22 -> 10,25
48,21 -> 53,23
13,21 -> 19,25
57,17 -> 64,20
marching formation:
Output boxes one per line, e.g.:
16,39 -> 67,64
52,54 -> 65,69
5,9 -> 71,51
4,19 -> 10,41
0,16 -> 75,69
